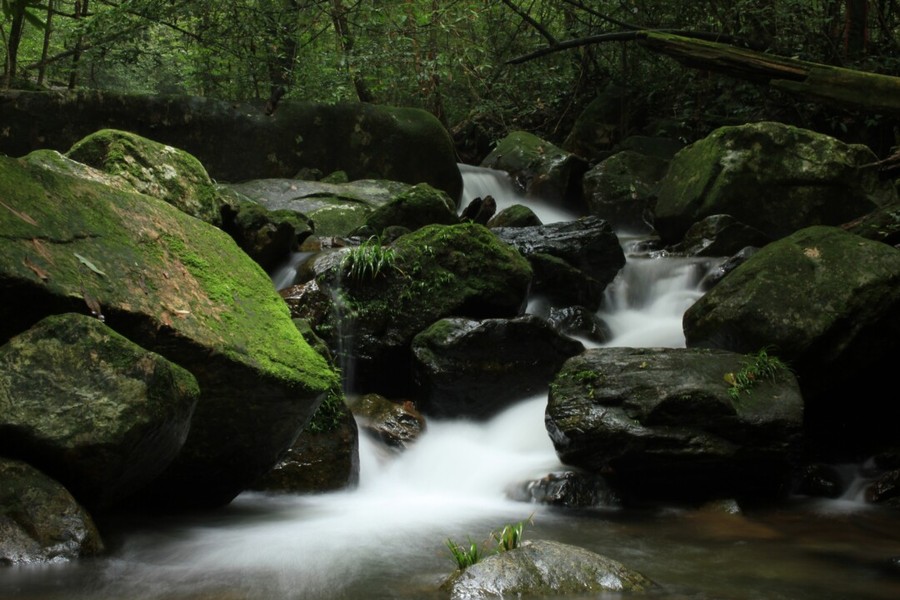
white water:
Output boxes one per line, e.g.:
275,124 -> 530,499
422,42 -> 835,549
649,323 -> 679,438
459,163 -> 579,224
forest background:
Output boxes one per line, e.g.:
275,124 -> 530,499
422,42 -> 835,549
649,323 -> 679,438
2,0 -> 899,160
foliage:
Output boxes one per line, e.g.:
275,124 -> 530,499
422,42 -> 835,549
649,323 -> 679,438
340,236 -> 398,283
724,347 -> 791,400
304,383 -> 346,434
446,514 -> 534,571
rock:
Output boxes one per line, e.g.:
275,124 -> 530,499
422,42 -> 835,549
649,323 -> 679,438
653,121 -> 897,245
546,306 -> 613,344
698,246 -> 760,290
65,129 -> 223,225
842,199 -> 900,247
0,457 -> 104,564
673,214 -> 771,258
0,91 -> 463,201
442,539 -> 655,599
546,347 -> 804,502
0,313 -> 199,511
0,154 -> 337,510
493,216 -> 626,309
354,183 -> 459,236
562,84 -> 634,161
583,150 -> 669,234
250,392 -> 360,494
411,315 -> 584,419
300,222 -> 533,396
481,131 -> 588,208
485,204 -> 542,228
507,471 -> 619,508
683,226 -> 900,457
350,393 -> 426,450
225,178 -> 412,237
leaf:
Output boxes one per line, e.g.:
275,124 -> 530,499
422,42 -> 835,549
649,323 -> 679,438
31,238 -> 53,262
0,199 -> 38,226
74,253 -> 107,277
23,256 -> 49,281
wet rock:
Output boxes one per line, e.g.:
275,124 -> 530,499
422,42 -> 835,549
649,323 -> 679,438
0,313 -> 198,512
673,214 -> 771,258
0,457 -> 104,564
507,471 -> 619,508
485,204 -> 542,228
350,393 -> 426,450
412,315 -> 584,419
441,539 -> 655,599
583,150 -> 669,234
546,306 -> 613,344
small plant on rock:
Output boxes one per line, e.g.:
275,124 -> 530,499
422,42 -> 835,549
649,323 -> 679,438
446,514 -> 534,570
725,346 -> 790,400
446,537 -> 482,570
340,235 -> 398,282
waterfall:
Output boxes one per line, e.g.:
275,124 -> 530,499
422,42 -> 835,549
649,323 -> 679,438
459,163 -> 579,224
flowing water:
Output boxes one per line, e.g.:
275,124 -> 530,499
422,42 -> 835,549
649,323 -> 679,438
3,167 -> 899,600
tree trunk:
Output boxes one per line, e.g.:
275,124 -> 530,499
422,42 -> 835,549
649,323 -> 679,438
636,31 -> 900,116
330,0 -> 374,103
4,2 -> 27,87
68,0 -> 88,89
843,0 -> 869,58
37,0 -> 55,86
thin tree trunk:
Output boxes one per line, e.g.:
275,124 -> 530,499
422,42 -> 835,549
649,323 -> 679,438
330,0 -> 374,103
843,0 -> 869,58
37,0 -> 55,85
4,2 -> 27,87
68,0 -> 89,89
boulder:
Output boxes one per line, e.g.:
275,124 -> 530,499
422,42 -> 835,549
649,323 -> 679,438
0,457 -> 104,564
295,223 -> 533,396
493,216 -> 626,309
672,214 -> 771,258
583,150 -> 669,234
224,178 -> 413,238
0,313 -> 199,511
486,204 -> 542,228
0,91 -> 463,201
411,315 -> 584,419
507,471 -> 619,508
0,155 -> 337,509
442,539 -> 655,599
546,347 -> 804,502
353,183 -> 460,237
65,129 -> 223,225
653,121 -> 897,245
683,226 -> 900,458
481,131 -> 588,208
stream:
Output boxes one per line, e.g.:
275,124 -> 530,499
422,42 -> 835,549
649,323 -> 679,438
2,166 -> 899,600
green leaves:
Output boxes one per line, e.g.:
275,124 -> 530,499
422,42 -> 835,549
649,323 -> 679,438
446,515 -> 533,571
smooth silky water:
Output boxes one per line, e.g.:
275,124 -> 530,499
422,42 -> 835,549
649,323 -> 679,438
3,167 -> 899,600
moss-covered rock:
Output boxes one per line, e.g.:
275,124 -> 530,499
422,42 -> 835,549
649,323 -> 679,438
354,183 -> 459,236
66,128 -> 223,225
583,150 -> 669,234
683,226 -> 900,457
0,313 -> 199,512
654,121 -> 897,245
0,155 -> 337,509
307,223 -> 533,395
481,131 -> 588,208
0,457 -> 104,564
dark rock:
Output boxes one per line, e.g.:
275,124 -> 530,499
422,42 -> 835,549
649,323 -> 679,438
547,306 -> 613,344
673,214 -> 771,258
583,150 -> 669,234
486,204 -> 542,228
350,393 -> 426,450
546,347 -> 804,503
0,313 -> 198,512
0,457 -> 104,564
412,315 -> 584,419
507,471 -> 619,508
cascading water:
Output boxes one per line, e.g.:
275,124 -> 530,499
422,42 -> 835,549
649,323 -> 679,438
6,165 -> 900,600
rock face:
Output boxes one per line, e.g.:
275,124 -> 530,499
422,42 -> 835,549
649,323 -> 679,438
0,90 -> 463,201
0,313 -> 199,511
583,150 -> 669,234
683,226 -> 900,457
411,315 -> 584,419
0,154 -> 337,510
0,457 -> 104,564
653,121 -> 896,245
546,347 -> 804,502
442,539 -> 655,599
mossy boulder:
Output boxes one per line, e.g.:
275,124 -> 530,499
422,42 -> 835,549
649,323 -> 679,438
546,347 -> 804,502
0,458 -> 105,564
65,128 -> 223,225
583,150 -> 669,234
0,313 -> 199,512
354,183 -> 460,236
0,91 -> 462,201
683,226 -> 900,457
653,121 -> 897,245
307,223 -> 533,395
0,155 -> 337,509
481,131 -> 588,208
225,178 -> 413,238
